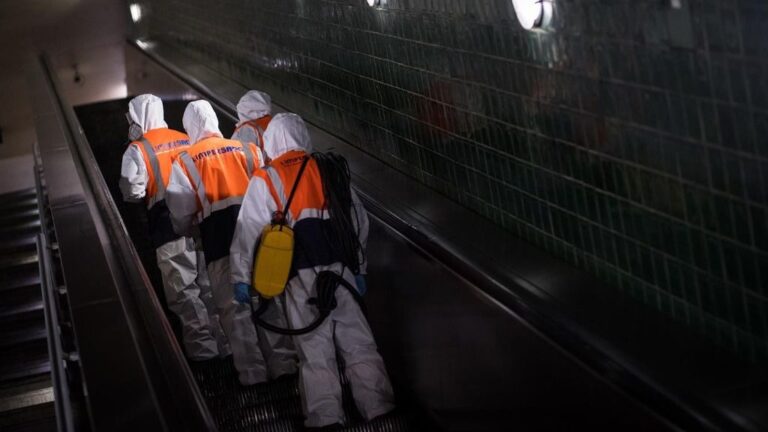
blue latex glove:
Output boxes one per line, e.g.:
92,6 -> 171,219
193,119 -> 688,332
234,282 -> 252,304
354,274 -> 367,296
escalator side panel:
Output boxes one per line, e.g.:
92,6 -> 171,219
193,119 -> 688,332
365,220 -> 677,431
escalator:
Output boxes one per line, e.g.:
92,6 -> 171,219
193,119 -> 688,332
28,44 -> 767,432
76,98 -> 415,431
0,188 -> 56,431
75,98 -> 677,432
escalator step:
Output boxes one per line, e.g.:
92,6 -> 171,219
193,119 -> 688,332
189,357 -> 409,432
0,374 -> 56,432
189,356 -> 304,431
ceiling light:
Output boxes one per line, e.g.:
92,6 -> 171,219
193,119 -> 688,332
130,4 -> 143,23
511,0 -> 552,30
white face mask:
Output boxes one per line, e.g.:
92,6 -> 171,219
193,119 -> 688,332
128,123 -> 143,141
126,112 -> 143,141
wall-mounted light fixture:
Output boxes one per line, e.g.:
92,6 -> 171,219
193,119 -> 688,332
366,0 -> 387,7
130,3 -> 143,23
511,0 -> 552,30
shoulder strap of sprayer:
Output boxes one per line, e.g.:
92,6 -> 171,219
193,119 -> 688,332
271,155 -> 310,224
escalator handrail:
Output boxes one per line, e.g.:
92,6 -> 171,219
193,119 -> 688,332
36,233 -> 76,432
34,142 -> 77,432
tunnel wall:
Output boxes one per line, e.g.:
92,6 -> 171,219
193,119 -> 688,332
132,0 -> 768,359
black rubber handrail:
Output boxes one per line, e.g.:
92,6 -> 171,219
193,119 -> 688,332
34,142 -> 76,432
37,233 -> 75,432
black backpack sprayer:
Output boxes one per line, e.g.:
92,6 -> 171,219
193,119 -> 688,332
249,152 -> 366,335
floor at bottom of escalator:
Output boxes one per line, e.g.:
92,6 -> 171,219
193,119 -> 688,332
189,356 -> 410,432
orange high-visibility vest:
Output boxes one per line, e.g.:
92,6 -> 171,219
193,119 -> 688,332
261,150 -> 325,222
130,128 -> 190,208
176,136 -> 260,262
259,150 -> 350,273
233,115 -> 272,150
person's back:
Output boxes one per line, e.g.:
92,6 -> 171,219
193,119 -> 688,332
230,113 -> 394,428
119,94 -> 228,362
131,128 -> 189,242
176,135 -> 254,263
166,100 -> 288,386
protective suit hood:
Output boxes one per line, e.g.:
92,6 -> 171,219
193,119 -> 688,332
262,113 -> 312,160
237,90 -> 272,126
183,100 -> 223,144
128,94 -> 168,133
236,90 -> 272,125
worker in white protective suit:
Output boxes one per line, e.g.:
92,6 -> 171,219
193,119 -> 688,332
231,90 -> 273,154
119,94 -> 229,361
165,100 -> 295,385
230,113 -> 395,427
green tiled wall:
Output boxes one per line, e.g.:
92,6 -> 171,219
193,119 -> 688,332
134,0 -> 768,359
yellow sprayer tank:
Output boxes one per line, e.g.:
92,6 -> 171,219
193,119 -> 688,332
252,224 -> 294,298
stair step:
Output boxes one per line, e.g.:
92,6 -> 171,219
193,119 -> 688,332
0,252 -> 38,271
0,401 -> 56,432
0,199 -> 38,217
0,340 -> 51,384
0,221 -> 41,240
0,236 -> 38,256
0,383 -> 54,414
0,299 -> 43,321
0,210 -> 40,227
0,357 -> 50,384
0,188 -> 36,202
0,275 -> 41,294
0,338 -> 50,384
0,317 -> 46,349
0,263 -> 40,291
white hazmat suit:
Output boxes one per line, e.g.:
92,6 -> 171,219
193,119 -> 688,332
119,94 -> 229,360
230,113 -> 394,427
166,100 -> 293,385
